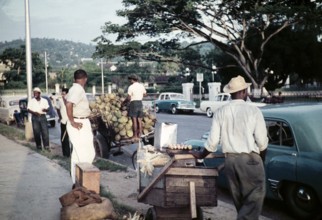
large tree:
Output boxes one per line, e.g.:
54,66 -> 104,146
0,46 -> 47,89
94,0 -> 322,96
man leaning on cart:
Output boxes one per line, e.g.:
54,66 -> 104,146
191,75 -> 268,220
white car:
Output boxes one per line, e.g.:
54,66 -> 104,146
200,93 -> 266,117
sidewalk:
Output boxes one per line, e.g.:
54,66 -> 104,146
0,134 -> 271,220
0,135 -> 71,220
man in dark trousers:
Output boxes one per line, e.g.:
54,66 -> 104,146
192,75 -> 268,219
27,87 -> 50,151
56,87 -> 71,157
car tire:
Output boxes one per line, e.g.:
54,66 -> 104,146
145,207 -> 157,220
131,150 -> 137,170
93,133 -> 110,158
206,108 -> 213,118
155,105 -> 160,113
284,182 -> 320,219
171,105 -> 177,114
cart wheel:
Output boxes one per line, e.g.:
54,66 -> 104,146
131,150 -> 137,170
145,207 -> 157,220
193,206 -> 203,220
94,133 -> 110,158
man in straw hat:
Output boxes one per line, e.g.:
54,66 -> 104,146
27,87 -> 50,151
192,75 -> 268,219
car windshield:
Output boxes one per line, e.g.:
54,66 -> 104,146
170,94 -> 185,100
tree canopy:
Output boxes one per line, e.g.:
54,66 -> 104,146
0,46 -> 47,89
94,0 -> 322,95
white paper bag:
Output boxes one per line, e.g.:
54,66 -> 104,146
154,122 -> 177,151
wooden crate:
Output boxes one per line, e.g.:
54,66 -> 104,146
139,163 -> 218,208
76,163 -> 100,194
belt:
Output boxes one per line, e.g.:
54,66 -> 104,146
225,151 -> 259,157
73,116 -> 88,119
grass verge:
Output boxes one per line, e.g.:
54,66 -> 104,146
0,123 -> 137,220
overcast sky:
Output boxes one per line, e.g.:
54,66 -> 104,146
0,0 -> 125,45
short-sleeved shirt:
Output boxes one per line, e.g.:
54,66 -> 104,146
128,82 -> 146,101
66,83 -> 90,117
56,97 -> 68,124
205,99 -> 268,154
27,97 -> 49,115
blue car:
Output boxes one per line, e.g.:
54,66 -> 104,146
185,103 -> 322,219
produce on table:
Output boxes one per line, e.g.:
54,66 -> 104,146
89,88 -> 156,141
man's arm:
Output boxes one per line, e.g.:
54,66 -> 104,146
66,101 -> 82,130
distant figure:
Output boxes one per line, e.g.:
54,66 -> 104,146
124,74 -> 147,141
66,69 -> 95,186
56,88 -> 71,157
27,87 -> 50,151
13,110 -> 23,127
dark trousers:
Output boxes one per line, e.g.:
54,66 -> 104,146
60,123 -> 71,157
31,115 -> 49,149
225,152 -> 266,220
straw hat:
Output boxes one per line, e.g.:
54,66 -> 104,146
223,75 -> 251,94
33,87 -> 42,93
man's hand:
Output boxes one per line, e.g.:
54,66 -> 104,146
71,121 -> 83,130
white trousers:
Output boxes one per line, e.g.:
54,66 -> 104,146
67,118 -> 95,183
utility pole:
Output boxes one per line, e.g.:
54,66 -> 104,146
25,0 -> 32,104
45,51 -> 48,94
24,0 -> 33,141
101,58 -> 104,94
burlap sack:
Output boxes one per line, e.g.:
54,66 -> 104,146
60,197 -> 117,220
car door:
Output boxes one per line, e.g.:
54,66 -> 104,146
264,119 -> 297,194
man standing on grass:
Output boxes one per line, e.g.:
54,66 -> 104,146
27,87 -> 50,152
66,69 -> 95,186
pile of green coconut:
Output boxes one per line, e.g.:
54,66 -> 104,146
89,88 -> 156,141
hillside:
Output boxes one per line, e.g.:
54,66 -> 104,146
0,38 -> 96,69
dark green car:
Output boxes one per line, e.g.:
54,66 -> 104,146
185,103 -> 322,219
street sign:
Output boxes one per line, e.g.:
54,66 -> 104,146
196,73 -> 204,82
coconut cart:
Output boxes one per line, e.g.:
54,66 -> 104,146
88,91 -> 156,159
137,149 -> 222,220
91,115 -> 154,158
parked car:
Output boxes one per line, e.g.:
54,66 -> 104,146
200,93 -> 266,118
19,96 -> 57,127
0,95 -> 25,125
186,103 -> 322,219
153,92 -> 196,114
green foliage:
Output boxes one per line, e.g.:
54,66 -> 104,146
95,0 -> 322,94
0,46 -> 48,88
0,38 -> 95,69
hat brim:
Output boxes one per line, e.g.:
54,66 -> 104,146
223,83 -> 251,94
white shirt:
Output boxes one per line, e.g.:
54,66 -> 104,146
56,97 -> 68,124
128,82 -> 146,101
205,99 -> 268,154
66,83 -> 90,117
27,97 -> 49,115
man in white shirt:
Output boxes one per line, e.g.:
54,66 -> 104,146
66,69 -> 95,185
27,87 -> 50,151
192,75 -> 268,220
56,87 -> 71,157
125,74 -> 147,141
